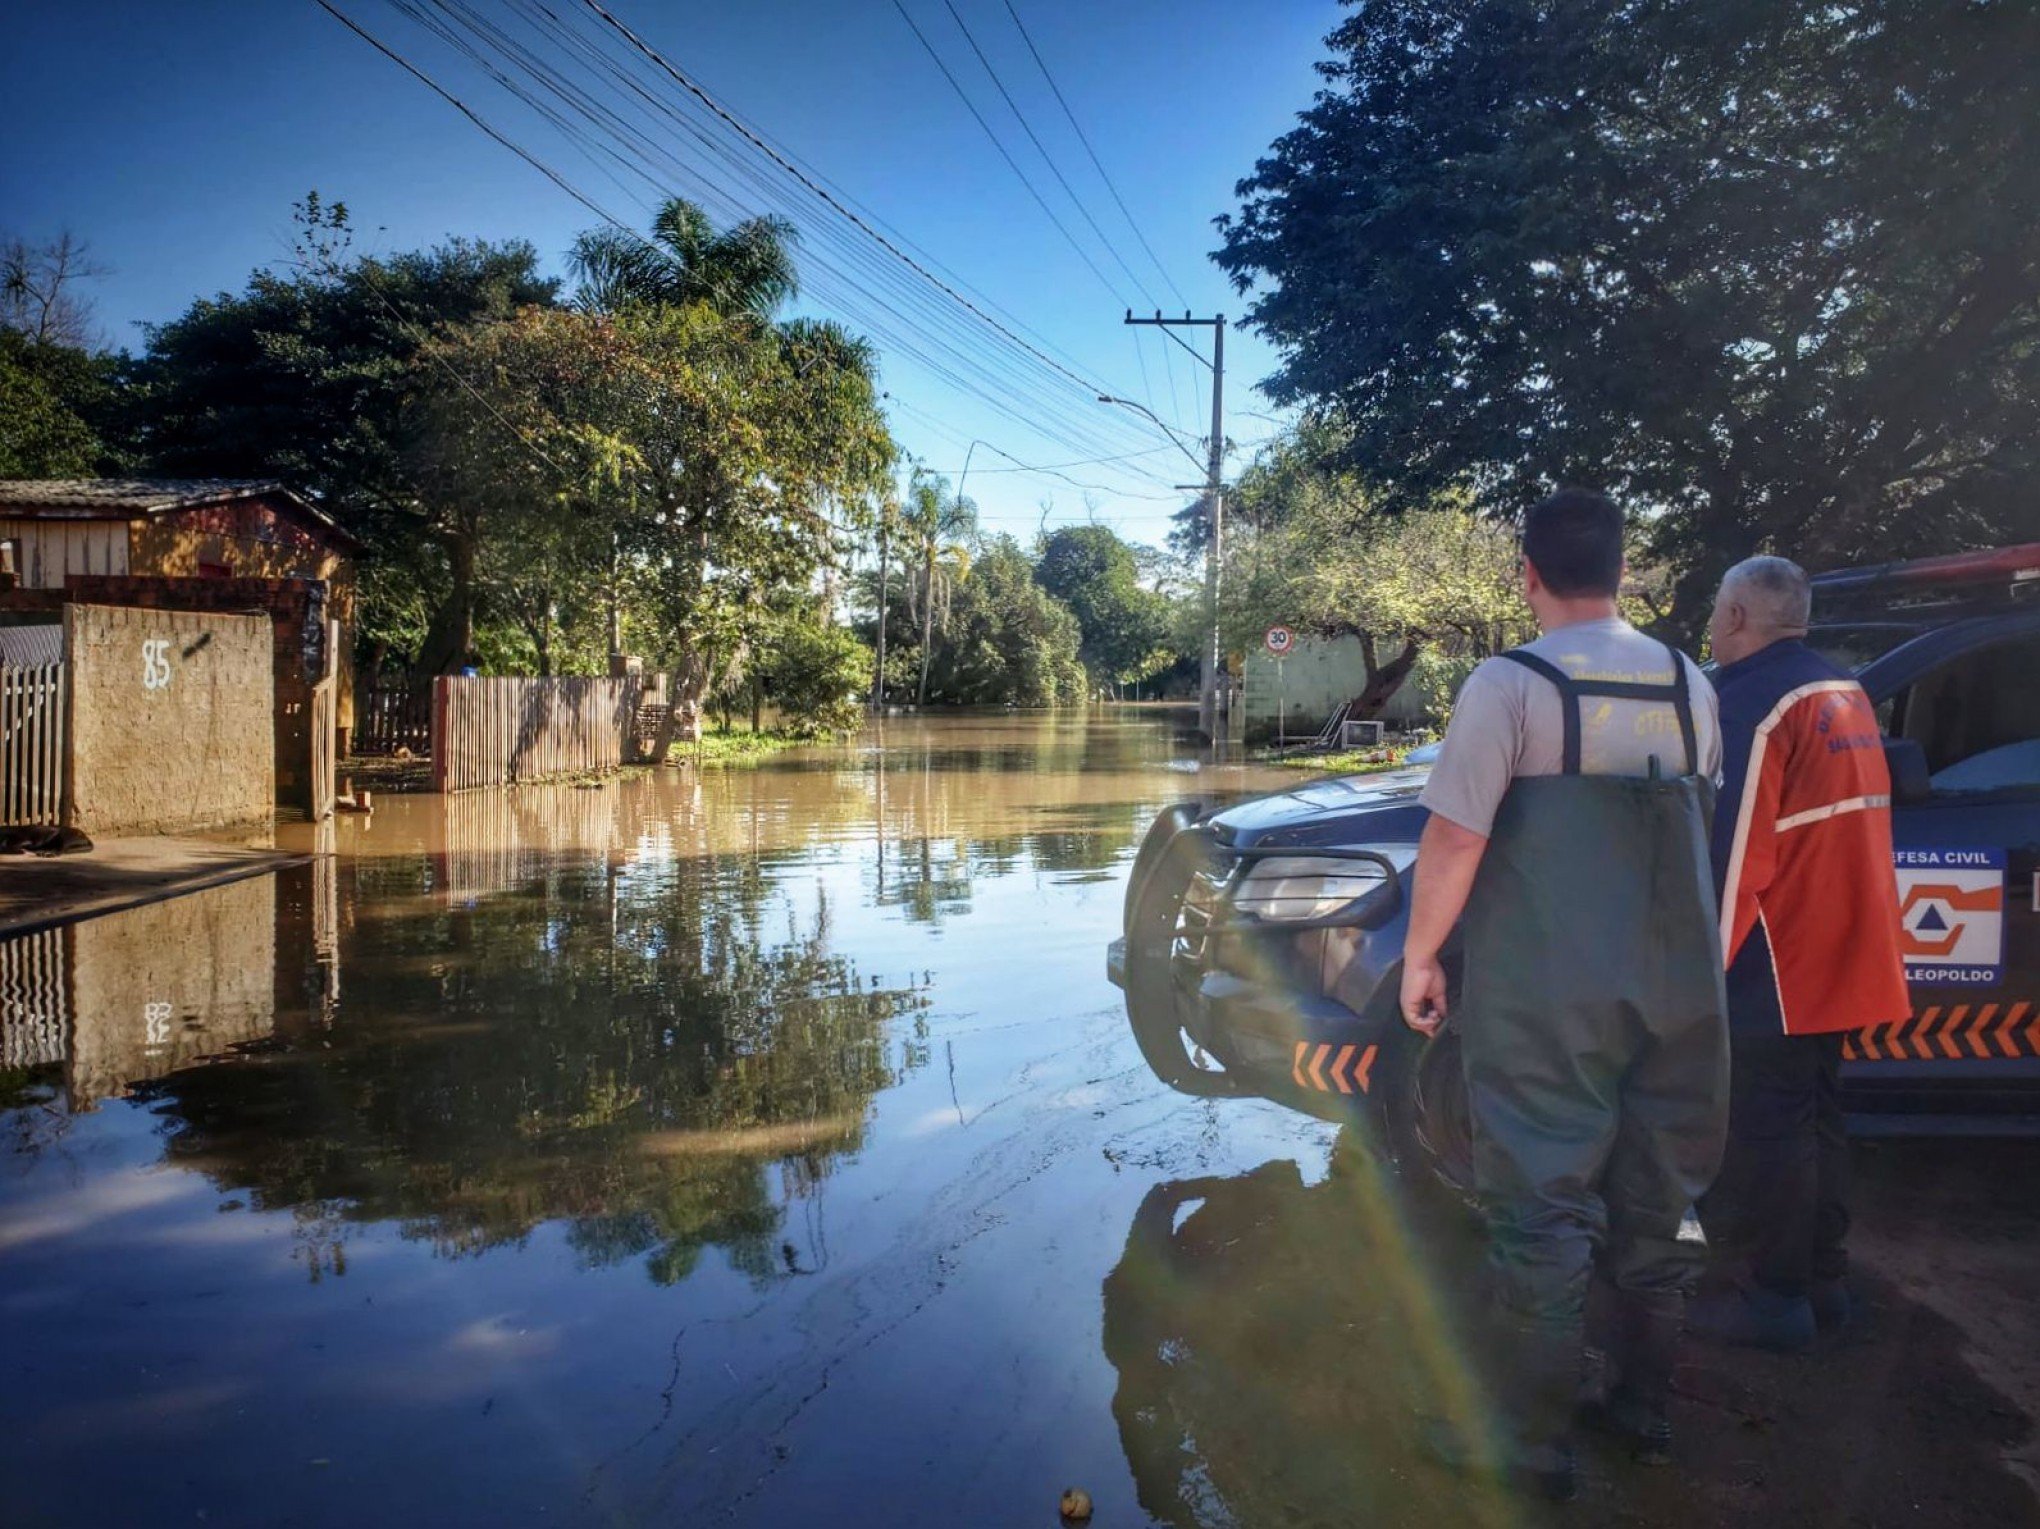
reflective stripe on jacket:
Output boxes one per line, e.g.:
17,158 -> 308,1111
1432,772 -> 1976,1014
1712,640 -> 1911,1036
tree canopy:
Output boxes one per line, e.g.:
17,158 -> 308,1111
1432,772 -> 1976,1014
1218,0 -> 2040,627
1219,429 -> 1528,718
920,536 -> 1089,707
1034,524 -> 1174,690
0,328 -> 114,477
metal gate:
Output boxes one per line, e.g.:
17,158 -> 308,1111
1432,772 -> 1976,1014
1,661 -> 66,827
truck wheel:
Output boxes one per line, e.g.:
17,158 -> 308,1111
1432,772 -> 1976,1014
1122,828 -> 1239,1098
1380,982 -> 1477,1200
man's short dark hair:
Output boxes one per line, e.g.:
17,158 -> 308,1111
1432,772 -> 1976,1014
1522,487 -> 1624,597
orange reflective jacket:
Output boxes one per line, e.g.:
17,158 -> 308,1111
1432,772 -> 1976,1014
1713,641 -> 1911,1036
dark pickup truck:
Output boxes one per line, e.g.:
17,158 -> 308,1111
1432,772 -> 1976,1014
1110,544 -> 2040,1188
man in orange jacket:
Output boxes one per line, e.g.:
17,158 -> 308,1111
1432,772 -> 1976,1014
1693,555 -> 1911,1351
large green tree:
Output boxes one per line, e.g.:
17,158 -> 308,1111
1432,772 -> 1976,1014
0,233 -> 121,476
1034,524 -> 1174,692
404,312 -> 623,675
924,536 -> 1087,707
1220,431 -> 1527,720
1218,1 -> 2040,629
128,218 -> 559,667
567,199 -> 893,731
0,329 -> 113,477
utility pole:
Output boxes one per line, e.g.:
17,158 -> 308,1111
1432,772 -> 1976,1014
872,500 -> 891,709
1123,310 -> 1225,740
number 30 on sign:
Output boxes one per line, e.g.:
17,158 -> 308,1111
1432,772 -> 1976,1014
1264,625 -> 1296,657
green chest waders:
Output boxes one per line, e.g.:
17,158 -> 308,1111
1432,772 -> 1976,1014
1458,643 -> 1730,1450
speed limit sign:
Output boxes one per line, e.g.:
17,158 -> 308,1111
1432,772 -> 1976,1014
1264,625 -> 1296,656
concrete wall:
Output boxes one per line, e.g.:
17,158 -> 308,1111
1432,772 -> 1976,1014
65,602 -> 274,836
1241,636 -> 1428,742
8,577 -> 340,815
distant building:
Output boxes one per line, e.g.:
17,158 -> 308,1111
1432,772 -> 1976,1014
1240,635 -> 1429,745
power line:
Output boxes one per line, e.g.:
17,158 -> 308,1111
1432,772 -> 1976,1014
576,0 -> 1154,428
323,0 -> 1197,493
884,0 -> 1130,308
933,0 -> 1164,311
999,0 -> 1190,308
323,1 -> 1166,471
936,444 -> 1178,475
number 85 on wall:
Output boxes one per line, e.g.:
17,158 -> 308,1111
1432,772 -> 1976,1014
141,638 -> 172,691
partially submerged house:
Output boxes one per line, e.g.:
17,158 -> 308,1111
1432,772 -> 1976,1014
0,479 -> 360,822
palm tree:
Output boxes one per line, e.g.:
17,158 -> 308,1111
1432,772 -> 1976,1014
566,197 -> 893,744
569,199 -> 798,320
901,469 -> 978,705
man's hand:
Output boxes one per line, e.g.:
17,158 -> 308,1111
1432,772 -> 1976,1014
1400,952 -> 1448,1036
1398,813 -> 1489,1039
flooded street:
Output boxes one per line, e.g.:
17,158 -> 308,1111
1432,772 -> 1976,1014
2,715 -> 2035,1528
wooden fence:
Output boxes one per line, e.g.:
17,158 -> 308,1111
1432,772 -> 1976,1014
1,661 -> 66,827
356,676 -> 434,756
430,675 -> 642,793
309,675 -> 337,821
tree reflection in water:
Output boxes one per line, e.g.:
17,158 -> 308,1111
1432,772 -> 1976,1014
128,837 -> 929,1289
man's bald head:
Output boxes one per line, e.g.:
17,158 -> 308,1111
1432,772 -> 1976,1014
1710,555 -> 1812,665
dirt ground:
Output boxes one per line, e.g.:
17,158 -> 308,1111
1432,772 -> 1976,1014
0,834 -> 303,936
1613,1136 -> 2040,1526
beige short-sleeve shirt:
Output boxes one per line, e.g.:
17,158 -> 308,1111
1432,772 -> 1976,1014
1418,617 -> 1721,838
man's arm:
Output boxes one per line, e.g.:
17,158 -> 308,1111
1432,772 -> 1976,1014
1403,661 -> 1521,1034
1398,813 -> 1489,1035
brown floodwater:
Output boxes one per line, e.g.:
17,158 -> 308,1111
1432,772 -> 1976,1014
2,712 -> 1379,1528
6,712 -> 2029,1528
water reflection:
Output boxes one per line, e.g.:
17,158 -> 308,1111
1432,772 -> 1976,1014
157,876 -> 923,1286
0,714 -> 1305,1526
15,856 -> 935,1296
0,871 -> 310,1111
1103,1134 -> 1507,1528
2,717 -> 1266,1273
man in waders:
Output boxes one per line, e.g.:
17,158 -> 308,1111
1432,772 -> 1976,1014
1399,488 -> 1729,1500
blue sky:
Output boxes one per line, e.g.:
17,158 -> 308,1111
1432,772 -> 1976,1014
2,0 -> 1336,543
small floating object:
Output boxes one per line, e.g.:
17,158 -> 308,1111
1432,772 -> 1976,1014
1059,1487 -> 1093,1522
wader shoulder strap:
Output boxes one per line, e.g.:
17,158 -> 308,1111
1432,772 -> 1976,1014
1498,641 -> 1700,776
1658,641 -> 1699,778
1499,650 -> 1582,773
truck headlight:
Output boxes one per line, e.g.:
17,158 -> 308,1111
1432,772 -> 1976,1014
1229,846 -> 1418,924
